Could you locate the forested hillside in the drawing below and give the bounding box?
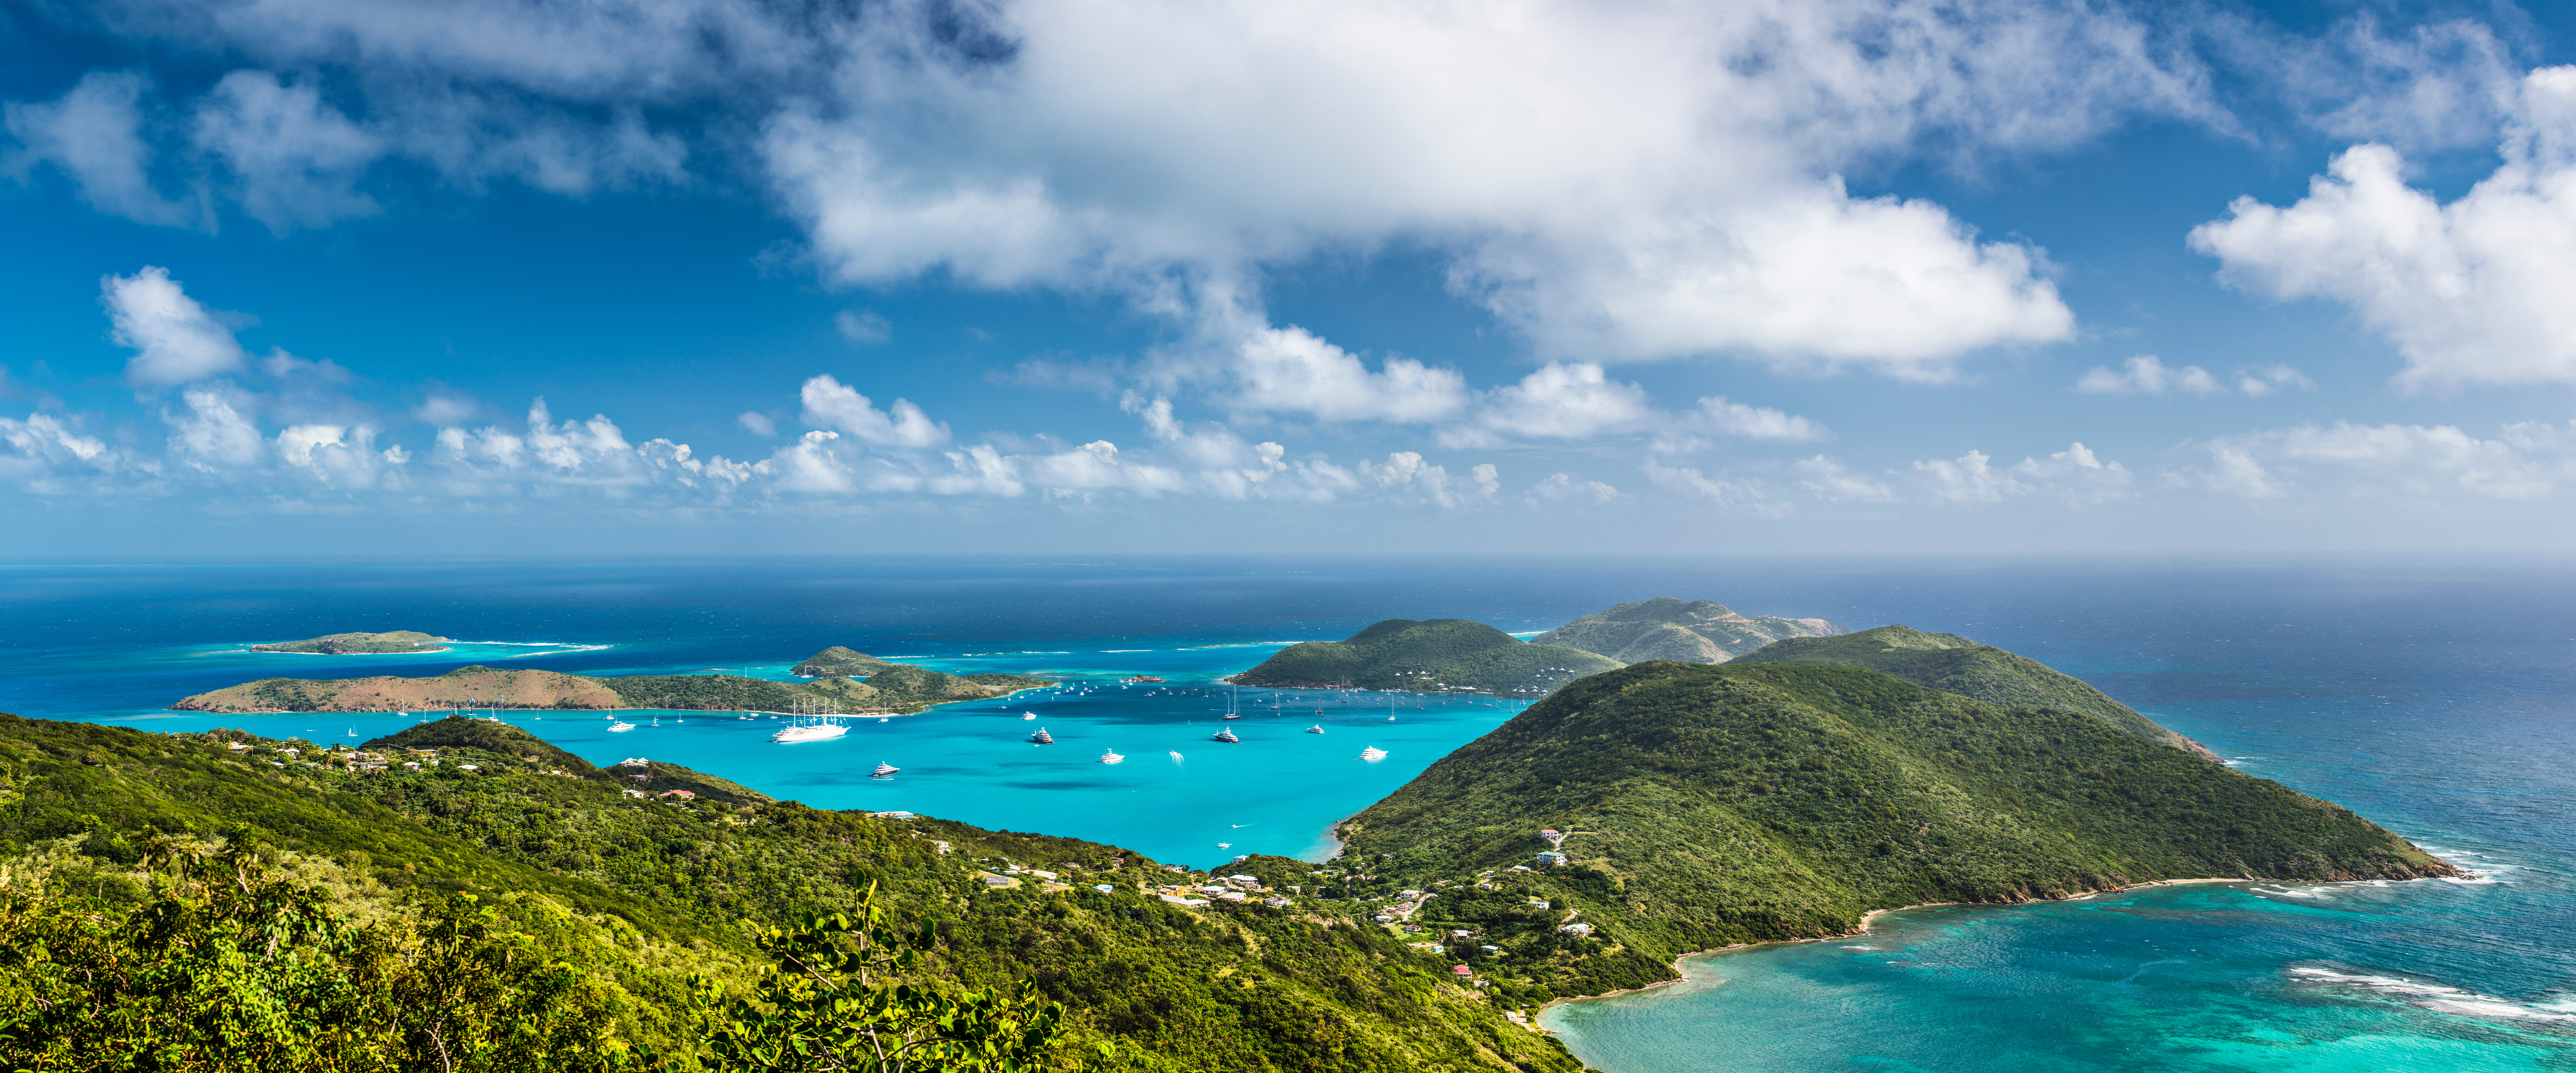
[0,713,1572,1072]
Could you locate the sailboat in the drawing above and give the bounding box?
[1305,724,1325,734]
[773,697,848,742]
[1098,748,1125,764]
[870,762,899,778]
[1030,727,1055,745]
[1211,728,1240,743]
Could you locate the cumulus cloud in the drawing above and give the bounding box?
[737,411,778,437]
[1529,472,1619,504]
[1690,396,1830,442]
[1451,363,1656,446]
[105,267,247,388]
[415,392,479,426]
[1224,326,1468,423]
[2192,65,2576,388]
[1794,456,1902,503]
[0,412,123,492]
[798,374,951,449]
[1911,442,2133,504]
[3,70,200,227]
[1642,459,1764,509]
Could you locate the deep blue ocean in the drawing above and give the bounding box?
[1,555,2569,1071]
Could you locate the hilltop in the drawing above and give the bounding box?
[1735,624,2216,758]
[1231,619,1624,698]
[1335,661,2452,1001]
[0,710,1574,1071]
[169,661,1052,715]
[1532,597,1844,663]
[791,645,907,677]
[250,630,451,654]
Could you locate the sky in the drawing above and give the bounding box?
[5,0,2576,556]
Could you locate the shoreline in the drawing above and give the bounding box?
[1532,875,2305,1020]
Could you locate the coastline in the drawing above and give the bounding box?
[1533,876,2288,1018]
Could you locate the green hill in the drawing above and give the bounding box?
[790,645,906,677]
[1338,661,2453,1003]
[1231,619,1623,698]
[1734,624,2215,758]
[250,629,451,654]
[171,662,1053,715]
[363,714,604,774]
[1531,597,1844,663]
[0,711,1572,1072]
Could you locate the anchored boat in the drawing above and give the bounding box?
[1359,746,1388,761]
[1211,728,1240,743]
[1030,727,1055,745]
[870,762,898,778]
[607,721,637,733]
[1305,724,1325,734]
[1098,748,1124,764]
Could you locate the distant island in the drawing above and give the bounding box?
[1338,652,2455,1001]
[249,630,453,654]
[1231,619,1623,697]
[171,646,1050,714]
[1734,624,2219,759]
[790,645,906,677]
[1532,597,1844,663]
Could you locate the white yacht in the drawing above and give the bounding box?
[607,721,637,733]
[1211,728,1240,743]
[1030,727,1054,745]
[1359,746,1388,761]
[1022,711,1037,721]
[870,761,898,778]
[1305,724,1325,734]
[1098,748,1125,764]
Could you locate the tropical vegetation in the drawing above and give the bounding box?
[1232,620,1621,698]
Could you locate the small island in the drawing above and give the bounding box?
[250,630,454,654]
[171,646,1052,715]
[1231,618,1623,697]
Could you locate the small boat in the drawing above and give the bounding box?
[1221,713,1243,721]
[1099,748,1125,764]
[1022,712,1037,721]
[870,762,898,778]
[1030,728,1054,745]
[608,722,637,733]
[1168,751,1184,761]
[1360,746,1388,761]
[1305,724,1325,734]
[878,717,889,723]
[1212,728,1240,743]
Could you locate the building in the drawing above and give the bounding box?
[1535,852,1568,866]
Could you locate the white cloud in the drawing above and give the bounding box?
[166,386,267,473]
[1224,326,1468,423]
[2074,355,2223,395]
[1690,396,1830,442]
[276,423,406,489]
[1358,451,1489,507]
[415,391,479,426]
[835,309,892,345]
[1529,472,1619,504]
[2191,66,2576,388]
[3,70,199,227]
[1642,459,1764,509]
[1457,363,1655,445]
[2235,365,2318,396]
[2182,421,2572,500]
[105,267,247,388]
[1793,456,1902,503]
[0,412,124,492]
[191,70,382,232]
[798,374,951,449]
[737,411,778,437]
[1912,442,2132,504]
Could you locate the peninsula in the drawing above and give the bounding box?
[1332,657,2453,1003]
[1533,597,1844,663]
[249,630,453,654]
[170,646,1050,714]
[1231,618,1623,697]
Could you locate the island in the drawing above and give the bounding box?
[249,630,453,654]
[790,645,905,677]
[1733,623,2219,758]
[1332,653,2452,1001]
[1230,618,1624,697]
[169,646,1051,714]
[1531,596,1844,663]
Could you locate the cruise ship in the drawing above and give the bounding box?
[870,761,898,778]
[1211,728,1240,743]
[1030,727,1055,745]
[772,720,847,743]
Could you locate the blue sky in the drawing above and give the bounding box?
[6,0,2576,556]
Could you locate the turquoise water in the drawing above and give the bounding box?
[5,556,2575,1068]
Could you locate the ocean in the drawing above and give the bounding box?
[2,555,2569,1070]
